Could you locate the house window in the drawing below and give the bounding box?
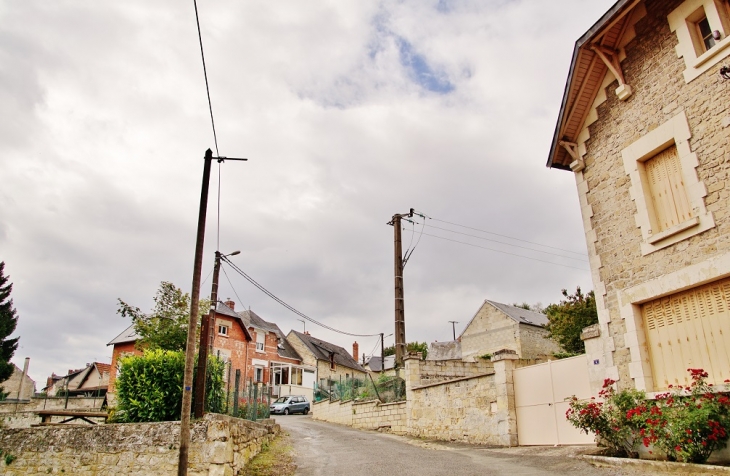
[256,332,265,352]
[255,366,264,382]
[622,111,714,255]
[643,145,692,233]
[218,324,229,336]
[668,0,730,82]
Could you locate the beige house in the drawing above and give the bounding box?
[2,363,35,401]
[459,300,561,361]
[286,330,366,388]
[46,362,111,397]
[548,0,730,393]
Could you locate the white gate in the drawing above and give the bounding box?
[513,354,594,445]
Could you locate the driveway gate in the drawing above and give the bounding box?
[513,354,594,445]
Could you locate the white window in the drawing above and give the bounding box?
[218,324,229,336]
[256,331,265,352]
[668,0,730,82]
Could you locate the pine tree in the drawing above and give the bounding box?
[0,262,19,394]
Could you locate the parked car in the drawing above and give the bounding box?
[270,395,310,415]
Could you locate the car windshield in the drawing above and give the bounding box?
[274,397,289,404]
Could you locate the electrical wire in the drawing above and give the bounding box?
[193,0,220,157]
[402,216,425,268]
[221,256,382,337]
[221,266,249,311]
[405,218,589,263]
[217,161,221,252]
[417,231,590,271]
[421,214,587,257]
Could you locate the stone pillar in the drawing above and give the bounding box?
[581,324,606,395]
[403,353,421,435]
[492,349,519,446]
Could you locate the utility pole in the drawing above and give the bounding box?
[388,209,413,368]
[380,333,384,372]
[448,321,459,341]
[179,149,246,476]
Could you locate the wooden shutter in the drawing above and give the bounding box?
[645,146,692,232]
[642,277,730,389]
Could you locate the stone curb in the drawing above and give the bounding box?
[583,454,730,474]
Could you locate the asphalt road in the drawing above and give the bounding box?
[276,415,644,476]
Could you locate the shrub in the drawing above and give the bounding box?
[627,369,730,464]
[566,378,645,457]
[115,349,225,422]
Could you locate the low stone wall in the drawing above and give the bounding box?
[0,397,107,428]
[312,398,407,434]
[409,372,501,445]
[0,413,279,475]
[417,359,494,386]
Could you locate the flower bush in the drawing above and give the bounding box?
[566,378,645,457]
[567,369,730,464]
[627,369,730,464]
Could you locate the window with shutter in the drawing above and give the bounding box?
[645,146,693,232]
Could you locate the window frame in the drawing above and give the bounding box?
[668,0,730,82]
[255,331,265,352]
[217,324,229,337]
[622,111,714,255]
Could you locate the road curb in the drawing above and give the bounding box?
[583,454,730,474]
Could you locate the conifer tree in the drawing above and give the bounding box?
[0,262,20,394]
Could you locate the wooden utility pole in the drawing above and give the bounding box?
[179,149,246,476]
[388,209,413,368]
[448,321,459,341]
[380,333,384,371]
[193,251,221,418]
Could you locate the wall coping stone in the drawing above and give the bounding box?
[411,371,494,391]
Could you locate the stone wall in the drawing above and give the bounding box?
[567,0,730,392]
[517,324,561,360]
[0,397,107,428]
[312,398,407,434]
[460,303,520,360]
[417,358,494,386]
[0,413,279,475]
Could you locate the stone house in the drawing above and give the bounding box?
[46,362,111,397]
[547,0,730,393]
[363,355,396,377]
[286,330,366,388]
[459,300,561,361]
[2,363,35,401]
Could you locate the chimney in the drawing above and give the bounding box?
[352,341,359,361]
[224,299,235,310]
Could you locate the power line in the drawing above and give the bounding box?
[193,0,220,157]
[221,266,248,311]
[417,231,590,271]
[421,214,587,257]
[221,256,381,337]
[404,219,588,263]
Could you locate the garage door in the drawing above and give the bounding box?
[642,277,730,389]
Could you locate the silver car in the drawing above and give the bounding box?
[270,395,310,415]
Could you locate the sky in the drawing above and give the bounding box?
[0,0,618,387]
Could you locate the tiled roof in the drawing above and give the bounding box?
[238,309,301,361]
[364,355,395,372]
[215,303,253,341]
[289,330,365,372]
[95,362,112,375]
[486,301,550,327]
[107,324,139,346]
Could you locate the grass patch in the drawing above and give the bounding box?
[243,432,295,476]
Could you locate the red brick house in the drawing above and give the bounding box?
[107,324,142,394]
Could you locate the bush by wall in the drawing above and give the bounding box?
[567,369,730,464]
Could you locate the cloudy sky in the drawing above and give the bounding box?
[0,0,617,386]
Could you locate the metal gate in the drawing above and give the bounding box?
[514,354,594,445]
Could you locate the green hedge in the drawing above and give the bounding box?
[115,349,224,422]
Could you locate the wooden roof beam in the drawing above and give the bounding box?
[590,45,633,100]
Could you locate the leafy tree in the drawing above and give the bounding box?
[382,342,428,360]
[544,287,598,354]
[117,281,210,352]
[512,302,545,313]
[0,262,19,399]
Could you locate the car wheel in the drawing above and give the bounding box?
[284,408,289,415]
[303,407,309,415]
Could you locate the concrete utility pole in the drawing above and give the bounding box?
[449,321,459,341]
[388,209,413,368]
[179,149,246,476]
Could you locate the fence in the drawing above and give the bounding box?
[209,368,272,422]
[313,374,405,403]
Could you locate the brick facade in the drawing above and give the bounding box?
[108,341,141,394]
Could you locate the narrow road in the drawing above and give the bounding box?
[277,415,641,476]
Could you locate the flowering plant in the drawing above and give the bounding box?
[627,369,730,464]
[566,378,645,457]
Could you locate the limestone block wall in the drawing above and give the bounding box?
[461,304,519,360]
[517,324,562,359]
[0,413,279,475]
[312,398,407,434]
[569,0,730,390]
[0,397,108,429]
[311,398,355,426]
[417,359,494,386]
[408,373,499,445]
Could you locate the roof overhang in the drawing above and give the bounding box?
[547,0,641,170]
